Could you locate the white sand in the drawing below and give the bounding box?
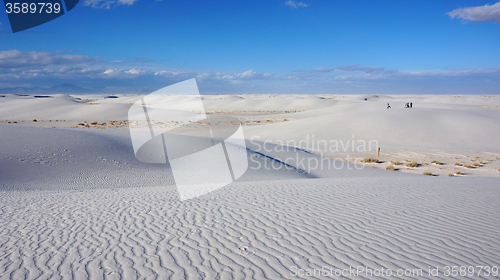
[1,177,499,279]
[1,93,499,279]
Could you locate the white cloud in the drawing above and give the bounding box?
[285,0,308,9]
[233,70,274,79]
[0,50,100,68]
[118,0,138,4]
[125,68,146,75]
[288,66,500,82]
[101,68,149,78]
[83,0,139,9]
[447,2,500,23]
[53,50,79,54]
[195,70,274,82]
[103,68,117,75]
[311,64,385,74]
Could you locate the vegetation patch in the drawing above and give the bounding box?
[362,158,379,163]
[405,161,419,168]
[385,165,396,171]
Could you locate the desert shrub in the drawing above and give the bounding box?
[423,171,433,176]
[472,162,481,167]
[431,160,441,165]
[385,165,396,171]
[447,173,454,177]
[455,162,462,166]
[391,160,400,165]
[405,161,418,168]
[363,158,379,163]
[455,171,463,175]
[464,164,475,169]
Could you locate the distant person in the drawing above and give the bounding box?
[410,102,413,108]
[405,103,409,108]
[387,103,391,109]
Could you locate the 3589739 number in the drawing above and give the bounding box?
[443,266,498,277]
[5,2,61,14]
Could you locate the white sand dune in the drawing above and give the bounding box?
[1,177,499,279]
[1,93,499,279]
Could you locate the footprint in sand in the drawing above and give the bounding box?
[238,246,255,255]
[103,267,114,275]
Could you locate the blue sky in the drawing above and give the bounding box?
[1,0,500,94]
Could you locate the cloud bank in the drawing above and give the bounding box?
[1,50,499,94]
[0,50,100,68]
[447,2,500,23]
[0,50,277,93]
[310,64,385,74]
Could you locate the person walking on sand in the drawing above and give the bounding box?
[410,102,413,108]
[387,103,391,109]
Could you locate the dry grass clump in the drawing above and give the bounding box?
[391,160,400,165]
[431,160,441,165]
[385,165,396,171]
[76,120,129,129]
[449,171,463,176]
[423,171,433,176]
[455,162,462,166]
[464,164,475,169]
[472,162,481,167]
[362,158,379,163]
[405,161,419,168]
